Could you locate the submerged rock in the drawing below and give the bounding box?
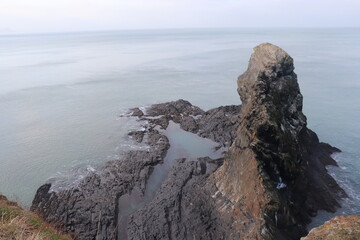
[31,43,346,240]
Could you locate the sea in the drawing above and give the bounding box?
[0,28,359,228]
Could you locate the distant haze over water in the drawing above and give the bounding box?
[0,28,359,227]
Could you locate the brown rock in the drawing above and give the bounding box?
[301,215,360,240]
[211,43,345,240]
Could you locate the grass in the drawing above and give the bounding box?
[0,194,73,240]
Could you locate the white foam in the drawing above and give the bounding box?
[139,106,148,115]
[49,164,98,193]
[276,177,287,189]
[190,114,202,120]
[144,115,164,120]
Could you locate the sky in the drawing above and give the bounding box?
[0,0,360,34]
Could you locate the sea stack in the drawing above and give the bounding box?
[211,43,345,239]
[31,43,345,240]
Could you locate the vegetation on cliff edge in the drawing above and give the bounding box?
[0,194,72,240]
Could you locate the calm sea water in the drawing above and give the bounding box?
[0,28,359,227]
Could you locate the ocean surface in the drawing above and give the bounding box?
[0,28,359,227]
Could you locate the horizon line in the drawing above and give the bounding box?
[1,26,360,37]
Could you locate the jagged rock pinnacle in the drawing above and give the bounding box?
[213,43,344,240]
[237,43,295,104]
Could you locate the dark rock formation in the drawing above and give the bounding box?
[31,43,345,240]
[31,100,240,240]
[31,129,169,240]
[127,158,224,240]
[123,43,346,240]
[138,99,241,147]
[210,43,346,239]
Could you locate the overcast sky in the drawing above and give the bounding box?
[1,0,359,34]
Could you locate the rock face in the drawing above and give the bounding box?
[31,100,240,240]
[126,43,346,240]
[301,216,360,240]
[31,129,170,240]
[31,43,345,240]
[211,43,346,239]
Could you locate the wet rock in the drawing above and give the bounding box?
[31,129,170,240]
[128,107,144,117]
[31,99,239,240]
[128,130,145,143]
[141,99,241,147]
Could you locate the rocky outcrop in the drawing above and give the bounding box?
[301,215,360,240]
[31,100,240,240]
[31,43,345,240]
[134,99,240,147]
[127,158,225,240]
[210,43,346,239]
[124,43,346,240]
[31,129,170,240]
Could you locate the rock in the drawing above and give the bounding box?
[128,130,145,143]
[31,43,345,240]
[301,215,360,240]
[128,107,144,117]
[31,129,170,240]
[111,43,346,240]
[197,105,241,146]
[127,159,225,240]
[211,43,346,239]
[141,99,241,147]
[31,99,239,240]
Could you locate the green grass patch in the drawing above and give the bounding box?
[0,206,22,222]
[40,228,72,240]
[27,215,44,229]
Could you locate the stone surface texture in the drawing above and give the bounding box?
[31,100,240,240]
[210,43,346,240]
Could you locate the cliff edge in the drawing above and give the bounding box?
[301,215,360,240]
[0,194,72,240]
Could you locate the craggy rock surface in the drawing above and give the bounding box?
[32,43,345,240]
[31,129,170,240]
[301,215,360,240]
[210,43,346,240]
[135,99,241,147]
[127,158,226,240]
[126,43,346,240]
[31,100,240,240]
